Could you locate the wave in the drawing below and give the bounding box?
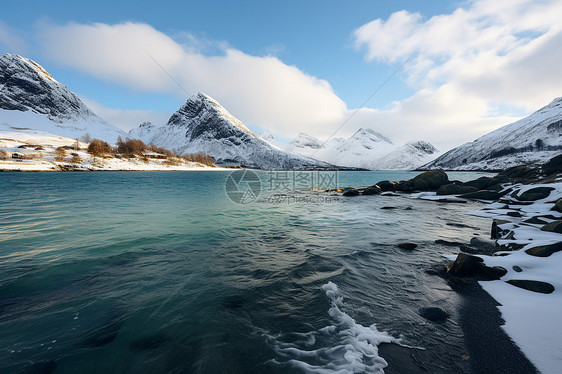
[267,281,399,373]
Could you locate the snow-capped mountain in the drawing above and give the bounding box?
[423,97,562,170]
[279,129,438,170]
[128,121,158,141]
[0,54,126,142]
[142,92,331,169]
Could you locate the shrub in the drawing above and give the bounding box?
[70,154,82,164]
[117,137,147,156]
[182,152,215,166]
[87,139,112,157]
[0,149,9,160]
[55,147,67,162]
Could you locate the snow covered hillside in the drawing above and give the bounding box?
[0,54,126,143]
[423,97,562,170]
[278,129,439,170]
[137,92,331,169]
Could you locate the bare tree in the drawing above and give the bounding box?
[55,147,67,162]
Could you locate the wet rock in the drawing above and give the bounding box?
[419,307,449,322]
[376,180,395,192]
[449,253,484,277]
[506,280,555,294]
[362,185,382,195]
[540,220,562,233]
[460,190,502,201]
[491,221,500,239]
[462,176,492,190]
[525,242,562,257]
[436,184,478,195]
[393,180,414,192]
[425,263,447,276]
[506,211,522,217]
[342,189,360,197]
[512,265,523,272]
[397,243,418,250]
[381,206,397,210]
[411,170,449,191]
[516,187,554,201]
[523,217,548,225]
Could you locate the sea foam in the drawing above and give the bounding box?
[267,281,398,373]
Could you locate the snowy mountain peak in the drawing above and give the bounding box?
[351,128,394,145]
[0,54,126,142]
[289,132,323,149]
[145,93,329,169]
[168,92,254,136]
[407,140,438,155]
[0,53,98,122]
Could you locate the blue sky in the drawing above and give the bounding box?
[1,0,562,149]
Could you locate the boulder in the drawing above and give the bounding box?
[436,184,460,195]
[448,253,484,276]
[516,187,554,201]
[393,180,414,192]
[540,221,562,233]
[377,180,395,192]
[512,265,523,272]
[506,279,555,294]
[525,242,562,257]
[419,307,449,322]
[362,185,382,195]
[487,175,510,188]
[462,176,492,190]
[411,170,449,191]
[498,165,537,180]
[460,190,502,201]
[553,198,562,213]
[342,189,360,197]
[397,242,418,250]
[506,211,522,217]
[542,154,562,176]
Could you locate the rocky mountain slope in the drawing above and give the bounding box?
[0,54,126,142]
[139,92,331,169]
[423,97,562,170]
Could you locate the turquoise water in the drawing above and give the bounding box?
[0,171,492,373]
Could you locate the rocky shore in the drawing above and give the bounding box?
[337,154,562,373]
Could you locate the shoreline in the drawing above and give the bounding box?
[335,163,561,373]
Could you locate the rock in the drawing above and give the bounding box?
[397,243,418,250]
[411,170,449,191]
[487,175,510,188]
[362,185,382,195]
[449,253,484,277]
[462,176,492,190]
[436,183,476,196]
[393,180,414,192]
[542,154,562,176]
[506,280,555,294]
[342,189,360,197]
[540,221,562,233]
[552,198,562,213]
[419,307,449,322]
[512,265,523,272]
[381,206,397,210]
[491,221,500,239]
[525,242,562,257]
[483,266,508,279]
[523,217,548,224]
[460,190,501,201]
[498,165,536,180]
[506,211,522,217]
[377,180,395,192]
[516,187,554,201]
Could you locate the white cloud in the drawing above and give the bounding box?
[81,97,172,132]
[0,21,26,53]
[36,21,346,139]
[31,1,562,151]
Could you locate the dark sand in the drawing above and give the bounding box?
[379,278,538,374]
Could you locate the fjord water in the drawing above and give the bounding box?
[0,171,491,373]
